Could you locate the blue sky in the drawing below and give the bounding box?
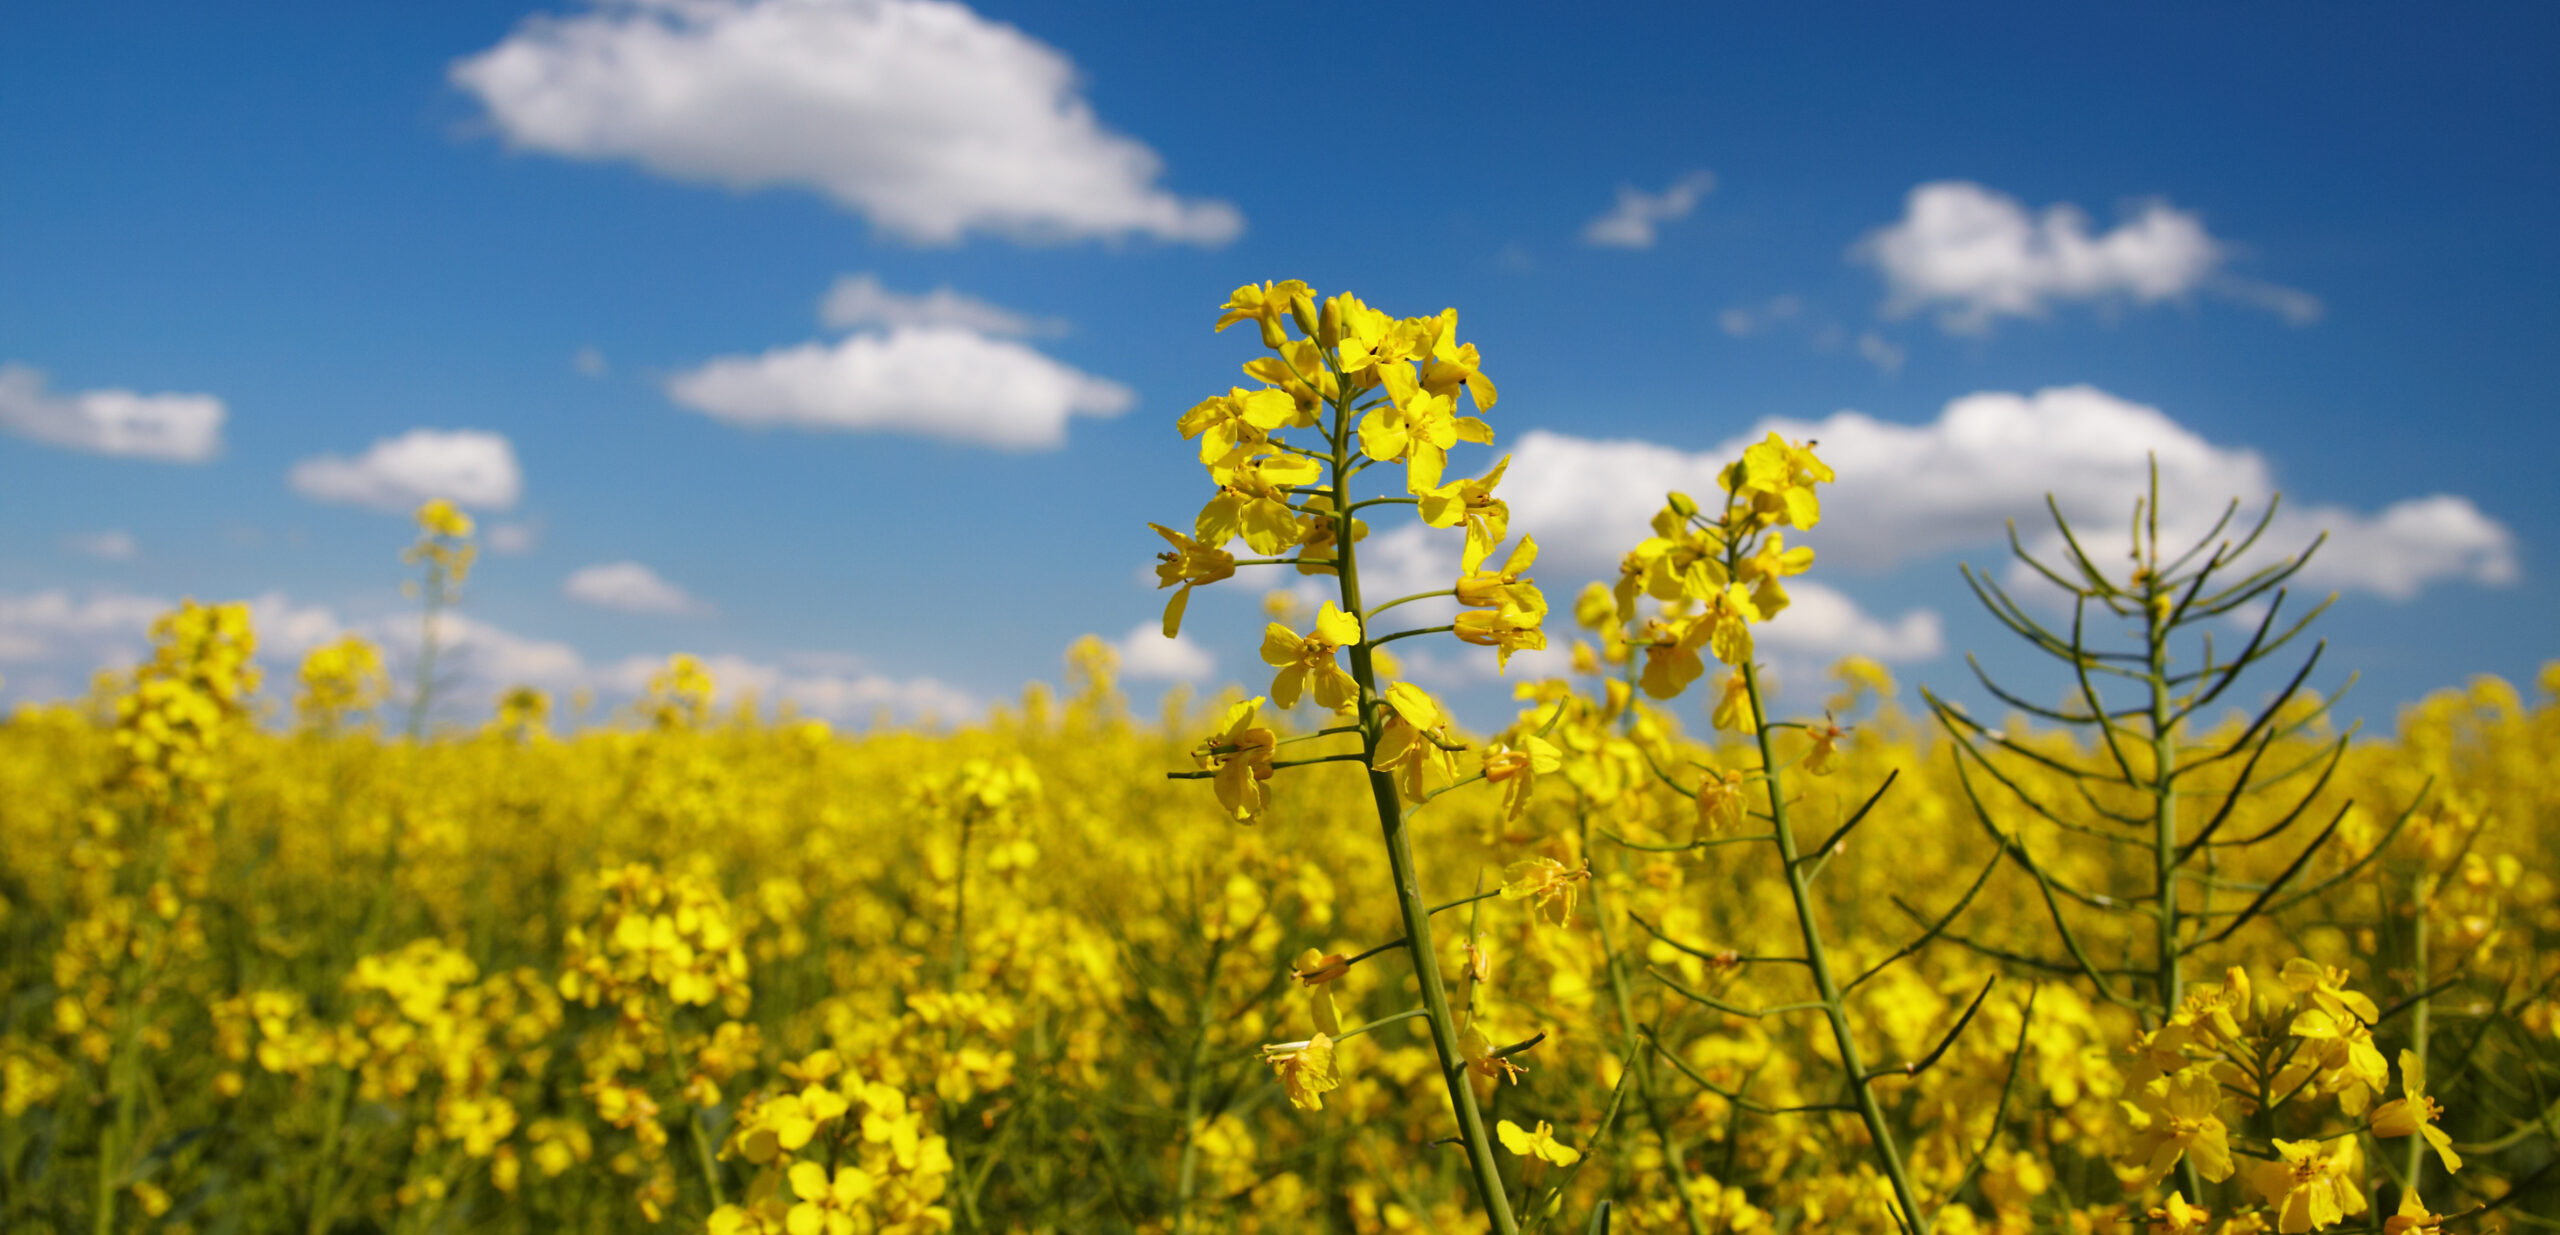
[2,1,2551,731]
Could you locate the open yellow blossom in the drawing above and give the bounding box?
[2284,1001,2389,1115]
[1198,447,1323,555]
[1418,308,1498,411]
[1262,1034,1341,1111]
[1192,698,1278,823]
[2147,1193,2210,1234]
[786,1160,877,1235]
[1151,523,1237,637]
[1721,432,1833,530]
[1455,607,1546,673]
[1242,338,1337,415]
[2371,1049,2461,1173]
[1290,494,1365,576]
[1418,456,1511,560]
[1456,535,1545,616]
[1573,581,1616,631]
[1499,855,1586,925]
[1708,673,1758,735]
[733,1086,850,1163]
[1497,1119,1580,1166]
[1736,530,1814,618]
[1371,683,1460,803]
[1330,294,1430,380]
[2249,1138,2366,1233]
[1367,362,1491,491]
[1178,386,1298,464]
[1262,603,1363,710]
[1696,764,1749,831]
[1482,736,1562,821]
[2123,1067,2234,1185]
[1215,279,1313,349]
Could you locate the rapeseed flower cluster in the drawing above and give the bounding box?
[0,292,2553,1233]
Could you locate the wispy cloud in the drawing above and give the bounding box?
[1581,171,1715,249]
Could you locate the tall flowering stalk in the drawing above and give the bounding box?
[1597,440,1996,1234]
[1151,282,1548,1233]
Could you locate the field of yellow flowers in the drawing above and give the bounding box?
[3,283,2557,1235]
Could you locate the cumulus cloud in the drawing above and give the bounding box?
[451,0,1241,246]
[597,652,976,723]
[574,346,609,377]
[1582,171,1715,249]
[1853,181,2320,333]
[820,273,1064,336]
[1756,581,1944,663]
[0,589,170,667]
[564,561,709,615]
[64,531,140,561]
[667,325,1132,449]
[0,362,225,462]
[290,429,524,512]
[0,586,971,726]
[1498,385,2517,602]
[1106,621,1213,682]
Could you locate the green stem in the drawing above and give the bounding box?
[1327,369,1519,1235]
[2404,874,2431,1198]
[405,577,444,741]
[1741,658,1929,1234]
[304,1067,354,1235]
[1172,937,1228,1235]
[1586,812,1709,1235]
[1367,589,1457,621]
[949,806,974,992]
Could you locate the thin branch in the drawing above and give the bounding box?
[1797,769,1900,869]
[1848,849,2003,993]
[1860,977,1997,1084]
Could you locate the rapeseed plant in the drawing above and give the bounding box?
[0,291,2552,1233]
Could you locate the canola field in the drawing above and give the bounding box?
[3,284,2556,1235]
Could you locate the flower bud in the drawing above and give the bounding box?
[1667,491,1699,519]
[1259,316,1289,350]
[1289,292,1320,338]
[1317,297,1343,347]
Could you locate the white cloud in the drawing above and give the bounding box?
[564,561,709,615]
[1501,385,2517,602]
[667,325,1132,449]
[1853,181,2320,333]
[0,589,169,667]
[290,429,524,512]
[488,522,541,555]
[2287,495,2520,601]
[451,0,1241,246]
[244,592,354,660]
[1757,581,1943,663]
[820,273,1063,335]
[1582,171,1715,249]
[0,362,225,463]
[1106,621,1213,682]
[574,345,609,377]
[64,531,140,561]
[599,651,976,723]
[0,586,971,726]
[1855,331,1905,376]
